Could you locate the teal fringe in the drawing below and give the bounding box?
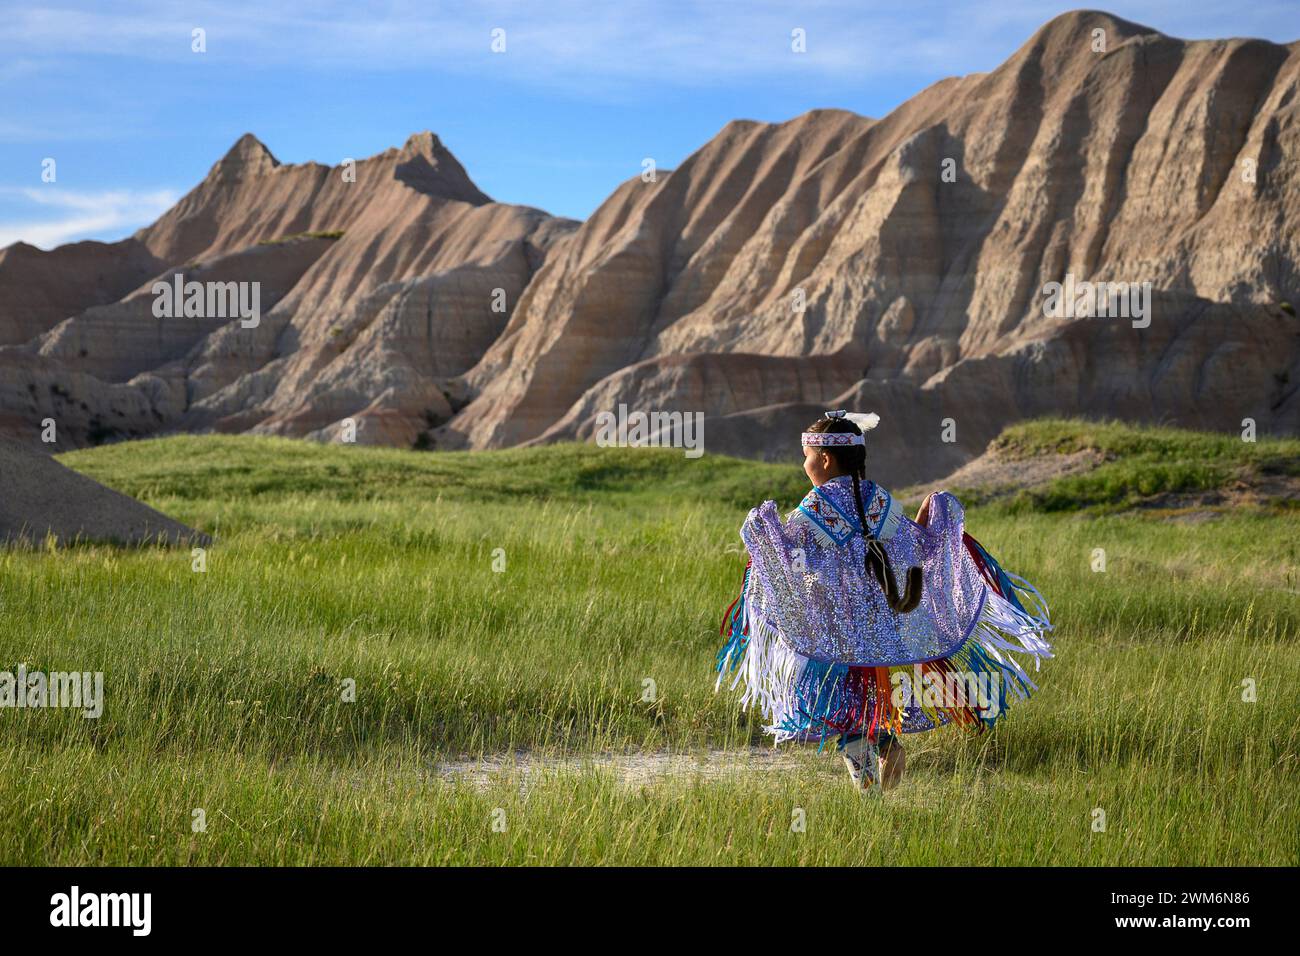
[962,641,1020,729]
[774,657,852,741]
[715,566,750,676]
[967,536,1030,616]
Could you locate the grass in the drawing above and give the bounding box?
[0,421,1296,865]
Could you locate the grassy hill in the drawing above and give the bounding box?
[61,417,1300,519]
[58,432,810,510]
[943,419,1300,514]
[0,420,1292,865]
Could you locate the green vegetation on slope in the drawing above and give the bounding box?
[256,230,346,245]
[985,418,1300,513]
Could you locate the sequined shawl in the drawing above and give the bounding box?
[738,475,985,667]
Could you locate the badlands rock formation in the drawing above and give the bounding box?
[1,131,575,450]
[2,10,1298,486]
[437,10,1300,485]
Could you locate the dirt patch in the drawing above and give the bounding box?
[905,448,1106,501]
[0,439,208,547]
[433,747,817,791]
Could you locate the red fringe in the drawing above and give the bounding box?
[718,559,752,636]
[963,532,1005,597]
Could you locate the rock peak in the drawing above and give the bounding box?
[208,133,280,183]
[392,130,490,204]
[399,130,446,159]
[1025,9,1157,52]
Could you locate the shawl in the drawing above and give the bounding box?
[717,476,1053,741]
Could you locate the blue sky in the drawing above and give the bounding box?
[3,0,1298,249]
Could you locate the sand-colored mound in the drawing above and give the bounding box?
[0,439,207,546]
[34,234,337,383]
[0,238,163,347]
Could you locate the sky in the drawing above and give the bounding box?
[2,0,1299,249]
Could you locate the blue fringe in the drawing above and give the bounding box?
[962,641,1021,729]
[774,657,855,745]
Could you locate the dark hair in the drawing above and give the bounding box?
[805,415,922,613]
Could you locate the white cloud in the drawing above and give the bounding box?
[0,187,180,250]
[2,0,1293,92]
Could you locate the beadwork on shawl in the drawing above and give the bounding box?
[716,473,1053,744]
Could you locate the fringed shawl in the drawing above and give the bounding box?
[716,476,1053,742]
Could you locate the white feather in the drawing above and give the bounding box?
[844,412,880,431]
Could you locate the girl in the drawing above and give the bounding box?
[716,410,1053,792]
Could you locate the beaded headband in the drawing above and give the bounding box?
[801,409,880,447]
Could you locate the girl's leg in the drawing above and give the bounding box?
[877,732,906,791]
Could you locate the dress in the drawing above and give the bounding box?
[716,475,1053,743]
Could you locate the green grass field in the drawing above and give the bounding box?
[1,421,1296,865]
